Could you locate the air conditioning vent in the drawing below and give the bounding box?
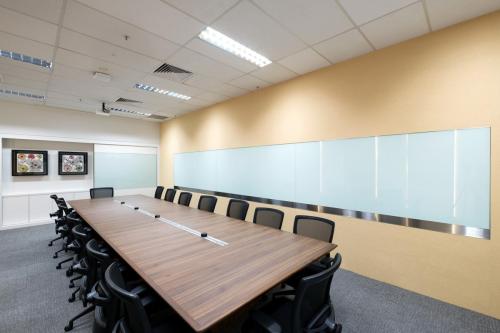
[153,63,193,83]
[115,97,142,103]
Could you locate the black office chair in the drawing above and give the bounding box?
[65,239,116,332]
[293,215,335,243]
[105,262,193,333]
[285,215,336,290]
[178,192,192,207]
[154,186,164,199]
[164,188,177,202]
[90,187,114,199]
[253,208,284,230]
[198,195,217,213]
[227,199,249,220]
[48,194,64,247]
[244,254,343,333]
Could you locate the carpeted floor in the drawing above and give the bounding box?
[0,224,499,333]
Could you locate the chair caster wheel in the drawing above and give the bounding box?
[69,283,74,288]
[68,296,75,303]
[56,264,62,270]
[66,270,73,277]
[64,324,73,331]
[48,243,53,247]
[53,254,58,259]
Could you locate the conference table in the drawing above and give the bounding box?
[69,195,337,332]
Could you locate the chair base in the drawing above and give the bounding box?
[64,305,95,331]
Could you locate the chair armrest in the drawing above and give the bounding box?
[130,283,148,295]
[271,289,296,299]
[249,311,282,333]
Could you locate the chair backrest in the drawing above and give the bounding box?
[178,192,192,206]
[154,186,164,199]
[292,253,342,333]
[86,239,113,277]
[90,187,114,199]
[198,195,217,212]
[226,199,249,220]
[253,207,284,230]
[293,215,335,243]
[105,262,152,333]
[164,188,177,202]
[56,197,72,215]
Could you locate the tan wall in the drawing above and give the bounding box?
[160,12,500,318]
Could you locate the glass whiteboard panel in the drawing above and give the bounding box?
[174,128,490,230]
[94,145,157,189]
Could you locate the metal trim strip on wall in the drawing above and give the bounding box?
[174,186,490,240]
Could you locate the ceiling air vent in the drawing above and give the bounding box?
[115,97,142,103]
[153,63,193,83]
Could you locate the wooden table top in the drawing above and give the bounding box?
[69,195,337,332]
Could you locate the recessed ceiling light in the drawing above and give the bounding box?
[0,88,45,100]
[134,83,191,100]
[198,27,271,68]
[108,106,151,117]
[0,50,52,69]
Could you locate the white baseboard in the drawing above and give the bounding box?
[0,219,53,231]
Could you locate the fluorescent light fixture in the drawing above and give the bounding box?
[134,83,191,100]
[109,106,151,117]
[0,88,45,100]
[0,50,52,69]
[198,27,271,68]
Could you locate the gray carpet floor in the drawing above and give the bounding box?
[0,224,499,333]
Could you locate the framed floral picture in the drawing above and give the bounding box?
[12,150,48,176]
[58,151,88,176]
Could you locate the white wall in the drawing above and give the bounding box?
[2,139,93,195]
[0,101,161,229]
[0,100,160,146]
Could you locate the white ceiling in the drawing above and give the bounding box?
[0,0,498,121]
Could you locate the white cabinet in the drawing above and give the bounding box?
[1,190,90,228]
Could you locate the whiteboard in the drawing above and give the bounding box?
[174,128,490,230]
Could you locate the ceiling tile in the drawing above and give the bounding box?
[212,0,306,60]
[52,63,137,90]
[48,75,123,102]
[0,0,64,24]
[0,60,51,82]
[184,74,248,97]
[250,63,297,84]
[184,97,212,107]
[168,47,244,82]
[78,0,204,44]
[196,91,228,104]
[63,1,179,61]
[185,38,257,73]
[162,0,239,24]
[361,2,429,49]
[314,29,373,64]
[45,98,99,113]
[47,90,100,105]
[58,29,162,73]
[0,31,55,60]
[0,74,48,90]
[54,49,146,87]
[338,0,416,25]
[0,6,58,45]
[228,75,270,91]
[278,48,330,75]
[425,0,500,31]
[253,0,353,45]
